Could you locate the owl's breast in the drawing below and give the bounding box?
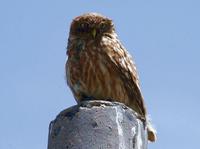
[66,39,97,95]
[67,43,128,103]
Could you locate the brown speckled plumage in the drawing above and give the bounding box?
[65,13,156,142]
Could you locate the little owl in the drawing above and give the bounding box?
[65,13,156,142]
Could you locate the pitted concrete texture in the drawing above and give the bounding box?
[48,100,147,149]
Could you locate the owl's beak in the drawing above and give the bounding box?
[91,28,97,38]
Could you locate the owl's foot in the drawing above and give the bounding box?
[105,98,114,102]
[80,94,96,101]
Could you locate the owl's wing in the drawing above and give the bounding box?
[100,36,147,117]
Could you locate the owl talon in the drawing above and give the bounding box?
[80,94,95,101]
[106,98,114,102]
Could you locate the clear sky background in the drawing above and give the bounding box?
[0,0,200,149]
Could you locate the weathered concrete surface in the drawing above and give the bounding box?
[48,100,147,149]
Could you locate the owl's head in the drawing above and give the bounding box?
[69,13,114,39]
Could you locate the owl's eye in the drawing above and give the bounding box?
[100,23,108,33]
[77,23,89,33]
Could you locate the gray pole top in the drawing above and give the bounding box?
[48,100,148,149]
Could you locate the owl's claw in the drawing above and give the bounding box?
[80,94,95,101]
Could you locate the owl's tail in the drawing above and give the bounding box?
[146,116,157,142]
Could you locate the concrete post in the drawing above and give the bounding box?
[48,100,148,149]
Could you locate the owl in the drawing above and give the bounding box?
[65,13,156,142]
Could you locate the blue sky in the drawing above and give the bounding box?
[1,0,200,148]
